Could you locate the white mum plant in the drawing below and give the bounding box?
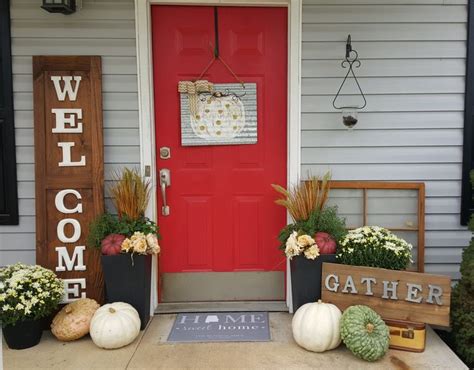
[0,263,64,327]
[337,226,413,270]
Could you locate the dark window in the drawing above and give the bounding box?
[0,0,18,225]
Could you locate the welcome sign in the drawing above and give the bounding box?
[321,263,451,326]
[33,56,104,303]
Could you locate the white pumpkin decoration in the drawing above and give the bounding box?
[190,93,246,140]
[292,299,342,352]
[90,302,141,349]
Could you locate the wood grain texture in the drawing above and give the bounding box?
[321,263,451,327]
[33,56,104,303]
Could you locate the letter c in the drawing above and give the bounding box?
[55,189,83,214]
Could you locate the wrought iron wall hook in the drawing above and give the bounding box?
[332,34,367,110]
[199,88,246,102]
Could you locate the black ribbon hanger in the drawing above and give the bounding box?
[196,7,245,93]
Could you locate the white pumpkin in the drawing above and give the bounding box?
[292,299,342,352]
[190,94,246,140]
[90,302,141,349]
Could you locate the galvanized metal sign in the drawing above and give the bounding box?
[180,83,257,146]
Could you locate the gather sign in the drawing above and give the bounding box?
[33,56,104,303]
[321,263,451,326]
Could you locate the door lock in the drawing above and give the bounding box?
[160,147,171,160]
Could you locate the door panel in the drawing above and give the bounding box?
[152,6,287,301]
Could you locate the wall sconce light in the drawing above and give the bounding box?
[332,35,367,129]
[41,0,76,15]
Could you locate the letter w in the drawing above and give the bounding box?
[51,76,82,101]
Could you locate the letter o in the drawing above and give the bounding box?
[57,218,81,243]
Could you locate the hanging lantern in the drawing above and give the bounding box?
[332,35,367,129]
[41,0,76,15]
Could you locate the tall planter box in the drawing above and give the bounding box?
[101,254,152,330]
[290,254,337,312]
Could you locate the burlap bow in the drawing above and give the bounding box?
[178,80,214,117]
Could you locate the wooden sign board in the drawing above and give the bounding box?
[33,56,104,303]
[321,263,451,327]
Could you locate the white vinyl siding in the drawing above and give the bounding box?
[0,0,138,265]
[1,0,470,281]
[301,0,470,279]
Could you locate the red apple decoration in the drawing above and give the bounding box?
[314,232,337,254]
[101,234,126,256]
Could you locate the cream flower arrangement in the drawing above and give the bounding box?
[0,264,64,327]
[121,232,160,255]
[337,226,413,270]
[87,168,161,256]
[285,231,320,260]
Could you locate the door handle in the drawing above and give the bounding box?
[160,168,171,216]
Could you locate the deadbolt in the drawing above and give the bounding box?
[160,147,171,160]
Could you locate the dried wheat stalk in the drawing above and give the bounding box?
[109,168,151,220]
[272,172,331,222]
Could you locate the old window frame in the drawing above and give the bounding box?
[328,181,426,272]
[0,0,19,225]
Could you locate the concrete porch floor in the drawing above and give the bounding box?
[3,313,467,370]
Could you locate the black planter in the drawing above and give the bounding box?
[3,319,43,349]
[101,254,152,330]
[290,254,337,312]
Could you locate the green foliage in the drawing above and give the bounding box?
[114,216,160,237]
[451,283,474,368]
[336,226,413,271]
[87,213,160,249]
[450,170,474,368]
[87,213,119,249]
[277,206,347,250]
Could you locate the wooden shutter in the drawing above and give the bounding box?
[33,56,104,303]
[0,0,19,225]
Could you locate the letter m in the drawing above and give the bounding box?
[225,315,247,324]
[56,246,86,272]
[51,76,82,101]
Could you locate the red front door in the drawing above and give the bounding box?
[152,6,287,302]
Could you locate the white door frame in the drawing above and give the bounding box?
[134,0,302,313]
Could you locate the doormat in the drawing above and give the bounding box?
[167,312,270,343]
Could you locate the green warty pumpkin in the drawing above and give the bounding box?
[340,305,390,362]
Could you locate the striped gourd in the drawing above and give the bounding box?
[340,305,390,362]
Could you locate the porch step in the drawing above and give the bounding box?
[154,301,288,314]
